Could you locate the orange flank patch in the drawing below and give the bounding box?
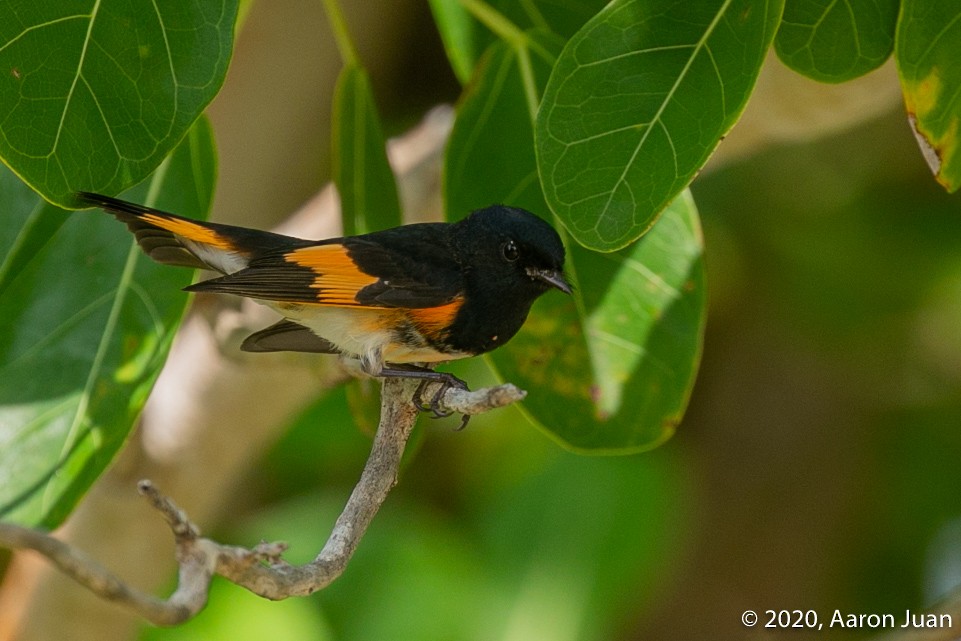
[141,213,235,250]
[286,244,379,306]
[408,297,463,339]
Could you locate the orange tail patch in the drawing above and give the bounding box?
[139,213,236,250]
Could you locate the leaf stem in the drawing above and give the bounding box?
[458,0,539,119]
[458,0,524,45]
[515,47,539,123]
[320,0,359,66]
[519,0,549,31]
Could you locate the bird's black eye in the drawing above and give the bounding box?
[502,240,519,262]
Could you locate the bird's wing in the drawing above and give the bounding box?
[186,228,464,310]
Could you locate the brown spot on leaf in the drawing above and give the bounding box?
[908,111,943,178]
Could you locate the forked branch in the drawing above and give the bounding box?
[0,378,525,626]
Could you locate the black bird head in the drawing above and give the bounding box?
[454,205,572,300]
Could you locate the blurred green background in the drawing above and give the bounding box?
[124,0,961,639]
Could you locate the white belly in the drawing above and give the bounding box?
[271,304,466,373]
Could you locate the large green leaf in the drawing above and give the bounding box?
[0,0,236,207]
[775,0,898,82]
[499,194,705,451]
[536,0,783,251]
[895,0,961,192]
[332,64,402,236]
[446,33,705,452]
[0,118,216,528]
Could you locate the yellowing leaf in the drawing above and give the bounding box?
[896,1,961,192]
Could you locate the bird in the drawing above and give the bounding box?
[76,192,572,424]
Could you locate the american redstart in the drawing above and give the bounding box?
[76,193,572,423]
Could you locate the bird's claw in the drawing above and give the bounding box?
[413,376,471,429]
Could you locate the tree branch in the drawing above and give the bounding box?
[0,521,198,626]
[0,378,524,626]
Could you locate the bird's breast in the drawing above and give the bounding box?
[272,303,469,366]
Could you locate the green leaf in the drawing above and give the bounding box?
[775,0,898,82]
[332,64,402,236]
[495,194,705,452]
[0,0,236,207]
[895,0,961,192]
[446,33,705,451]
[0,118,217,528]
[536,0,784,251]
[0,192,69,299]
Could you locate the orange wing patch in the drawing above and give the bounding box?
[286,244,379,306]
[141,213,235,250]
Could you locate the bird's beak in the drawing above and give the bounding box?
[531,268,573,295]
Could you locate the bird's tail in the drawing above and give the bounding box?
[76,192,309,275]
